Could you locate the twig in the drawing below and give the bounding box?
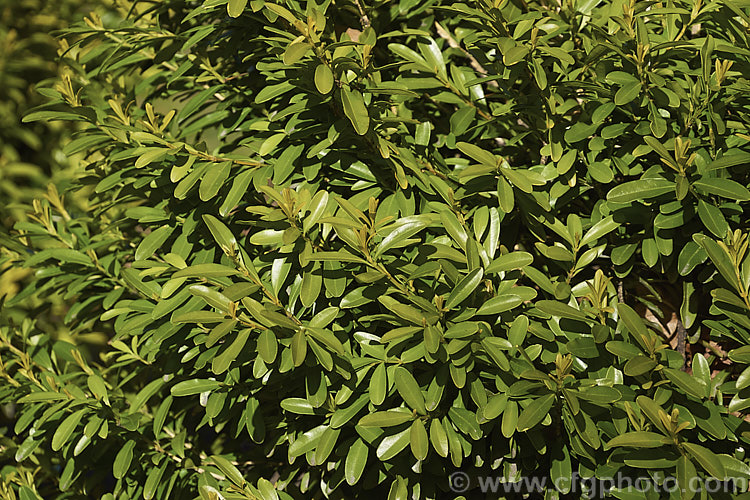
[434,21,498,88]
[353,0,371,29]
[675,318,687,370]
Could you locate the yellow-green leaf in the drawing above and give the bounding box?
[315,64,334,94]
[227,0,248,17]
[341,87,369,135]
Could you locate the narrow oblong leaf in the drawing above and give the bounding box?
[51,409,87,452]
[445,268,483,309]
[171,379,221,397]
[410,419,429,460]
[516,394,555,432]
[476,294,523,315]
[212,329,251,374]
[341,87,369,135]
[135,225,174,261]
[211,455,245,487]
[376,428,410,461]
[394,367,426,415]
[345,438,369,485]
[359,411,413,427]
[606,432,671,449]
[694,178,750,201]
[607,178,674,203]
[113,440,135,479]
[227,0,248,17]
[683,443,726,479]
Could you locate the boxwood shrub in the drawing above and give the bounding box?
[3,0,750,498]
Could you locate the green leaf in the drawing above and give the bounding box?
[189,284,232,312]
[394,367,426,414]
[663,368,706,399]
[677,455,698,500]
[536,300,588,321]
[580,216,619,247]
[359,410,414,427]
[135,148,168,169]
[606,432,671,449]
[128,378,165,415]
[345,438,369,485]
[258,329,278,364]
[374,221,427,257]
[211,455,245,486]
[331,394,369,428]
[135,225,174,261]
[576,386,622,404]
[694,178,750,201]
[617,303,649,342]
[370,363,387,405]
[255,81,294,104]
[220,169,254,217]
[308,251,368,264]
[707,151,750,170]
[504,45,529,66]
[113,440,135,479]
[429,418,449,457]
[288,425,327,457]
[607,178,674,203]
[508,315,528,346]
[551,444,572,494]
[51,409,86,452]
[376,428,410,461]
[281,398,317,415]
[692,353,711,394]
[614,81,641,105]
[415,122,431,146]
[341,87,369,135]
[257,478,279,500]
[202,214,237,255]
[564,122,598,143]
[283,38,310,65]
[516,394,555,432]
[683,443,726,479]
[227,0,247,17]
[410,419,429,460]
[476,294,523,315]
[694,234,740,290]
[502,400,518,438]
[143,461,167,500]
[313,426,340,465]
[482,338,511,370]
[173,263,238,278]
[643,136,678,170]
[199,161,231,201]
[291,330,307,367]
[450,106,476,136]
[697,200,729,238]
[315,64,334,94]
[171,379,221,397]
[306,327,345,355]
[486,252,534,273]
[212,328,251,374]
[379,296,428,325]
[445,268,483,309]
[457,142,496,167]
[623,355,658,376]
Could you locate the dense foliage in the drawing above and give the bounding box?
[2,0,750,498]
